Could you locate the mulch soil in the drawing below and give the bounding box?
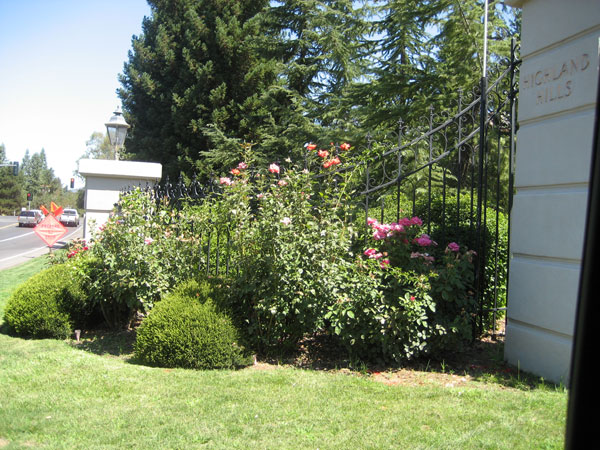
[249,323,527,388]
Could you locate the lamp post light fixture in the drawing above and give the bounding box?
[105,106,130,160]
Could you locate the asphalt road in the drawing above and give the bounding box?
[0,216,83,271]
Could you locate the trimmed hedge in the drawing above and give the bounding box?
[134,279,251,370]
[3,263,95,339]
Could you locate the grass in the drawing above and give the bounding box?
[0,258,568,449]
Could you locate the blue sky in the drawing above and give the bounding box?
[0,0,151,188]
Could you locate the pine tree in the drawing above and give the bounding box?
[119,0,277,179]
[0,144,24,214]
[20,149,63,210]
[352,0,518,133]
[265,0,374,143]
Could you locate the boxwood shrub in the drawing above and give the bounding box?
[134,279,251,370]
[3,263,95,339]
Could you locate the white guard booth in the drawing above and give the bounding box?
[78,159,162,241]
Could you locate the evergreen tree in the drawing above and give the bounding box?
[0,144,24,214]
[20,149,63,210]
[119,0,277,179]
[352,0,518,133]
[118,0,518,177]
[264,0,374,143]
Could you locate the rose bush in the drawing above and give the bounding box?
[78,188,203,328]
[324,216,477,363]
[219,154,360,354]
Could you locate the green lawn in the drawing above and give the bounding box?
[0,258,568,449]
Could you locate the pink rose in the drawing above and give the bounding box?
[410,216,423,226]
[398,217,412,227]
[269,163,280,174]
[372,230,387,241]
[415,234,433,247]
[447,242,460,252]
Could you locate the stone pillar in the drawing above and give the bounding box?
[505,0,599,383]
[78,159,162,241]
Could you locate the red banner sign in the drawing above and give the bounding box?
[34,214,68,247]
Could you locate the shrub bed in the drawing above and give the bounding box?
[76,143,483,365]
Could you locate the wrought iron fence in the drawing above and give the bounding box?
[345,39,520,336]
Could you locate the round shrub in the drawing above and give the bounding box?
[134,279,250,370]
[3,263,93,339]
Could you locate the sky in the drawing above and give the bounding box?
[0,0,152,189]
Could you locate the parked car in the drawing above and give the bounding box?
[18,210,42,227]
[58,208,80,227]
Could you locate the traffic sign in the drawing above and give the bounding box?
[34,214,68,247]
[50,201,64,217]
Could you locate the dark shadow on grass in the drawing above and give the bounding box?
[0,321,13,336]
[69,328,138,362]
[381,336,560,390]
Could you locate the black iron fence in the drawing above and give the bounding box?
[122,40,520,337]
[350,41,519,337]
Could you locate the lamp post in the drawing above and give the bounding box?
[105,106,130,160]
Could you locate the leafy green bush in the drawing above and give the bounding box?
[134,279,251,370]
[358,190,508,332]
[325,262,442,362]
[85,142,484,363]
[325,215,477,363]
[85,189,203,328]
[3,263,96,339]
[413,193,509,329]
[223,162,360,355]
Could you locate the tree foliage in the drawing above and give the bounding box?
[0,144,78,214]
[350,0,519,134]
[80,132,115,161]
[0,144,24,214]
[119,0,278,180]
[20,149,62,208]
[118,0,519,177]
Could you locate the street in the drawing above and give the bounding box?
[0,216,83,270]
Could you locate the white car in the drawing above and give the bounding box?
[18,210,42,227]
[58,209,80,227]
